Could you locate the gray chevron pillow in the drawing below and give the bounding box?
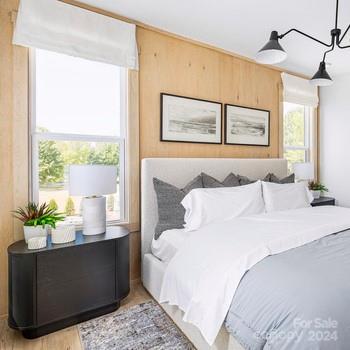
[265,173,295,184]
[201,172,240,188]
[153,176,203,239]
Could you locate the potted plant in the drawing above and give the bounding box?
[308,181,328,199]
[13,202,65,243]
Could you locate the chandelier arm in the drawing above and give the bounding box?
[278,28,333,47]
[335,0,339,29]
[338,24,350,45]
[322,43,336,62]
[337,43,350,49]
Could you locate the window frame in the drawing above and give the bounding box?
[283,102,313,165]
[29,48,127,225]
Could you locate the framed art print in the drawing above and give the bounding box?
[161,93,222,144]
[224,104,270,146]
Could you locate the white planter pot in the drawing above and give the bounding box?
[27,236,47,250]
[51,224,76,244]
[23,225,48,243]
[311,190,321,199]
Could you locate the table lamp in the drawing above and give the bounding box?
[69,165,117,235]
[293,162,315,181]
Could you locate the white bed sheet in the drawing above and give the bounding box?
[142,253,244,350]
[151,228,190,263]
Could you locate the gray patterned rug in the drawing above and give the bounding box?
[78,300,196,350]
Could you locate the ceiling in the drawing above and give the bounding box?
[79,0,350,77]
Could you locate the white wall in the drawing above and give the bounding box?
[320,74,350,207]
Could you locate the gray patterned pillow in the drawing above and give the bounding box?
[153,176,203,239]
[265,173,295,184]
[237,173,295,185]
[237,175,256,186]
[201,172,240,188]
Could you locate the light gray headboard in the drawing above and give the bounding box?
[141,158,288,258]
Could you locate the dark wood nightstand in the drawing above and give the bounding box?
[311,196,335,207]
[8,226,129,339]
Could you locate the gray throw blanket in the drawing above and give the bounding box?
[226,229,350,350]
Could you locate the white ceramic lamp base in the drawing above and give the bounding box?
[82,196,106,235]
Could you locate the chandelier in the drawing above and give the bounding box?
[256,0,349,86]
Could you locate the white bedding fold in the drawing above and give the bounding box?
[151,228,190,263]
[159,206,350,345]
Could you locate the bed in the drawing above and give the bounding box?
[141,158,288,350]
[141,158,350,350]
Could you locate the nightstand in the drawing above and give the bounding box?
[311,196,335,207]
[8,226,129,339]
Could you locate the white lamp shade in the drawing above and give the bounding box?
[309,78,334,87]
[255,49,287,65]
[293,162,315,180]
[69,165,117,196]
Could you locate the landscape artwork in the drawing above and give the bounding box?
[161,93,222,144]
[224,104,270,146]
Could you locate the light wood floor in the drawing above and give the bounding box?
[0,282,151,350]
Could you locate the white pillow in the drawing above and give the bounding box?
[262,181,313,213]
[181,181,265,232]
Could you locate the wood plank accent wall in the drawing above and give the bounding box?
[0,0,14,319]
[0,0,28,319]
[138,27,282,159]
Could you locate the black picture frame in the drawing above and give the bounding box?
[160,93,222,144]
[224,104,270,147]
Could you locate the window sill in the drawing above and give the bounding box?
[73,221,139,233]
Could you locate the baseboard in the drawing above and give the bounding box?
[130,278,141,287]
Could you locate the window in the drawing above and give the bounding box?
[283,102,314,172]
[30,49,126,225]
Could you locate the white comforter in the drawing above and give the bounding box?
[159,206,350,345]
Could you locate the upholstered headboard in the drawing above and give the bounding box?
[141,158,288,259]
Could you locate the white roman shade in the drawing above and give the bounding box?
[13,0,138,69]
[281,73,318,107]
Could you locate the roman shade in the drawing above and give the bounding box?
[281,73,318,107]
[13,0,138,69]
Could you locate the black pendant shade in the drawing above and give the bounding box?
[260,31,284,52]
[310,62,333,86]
[255,31,287,64]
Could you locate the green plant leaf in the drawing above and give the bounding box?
[12,201,66,226]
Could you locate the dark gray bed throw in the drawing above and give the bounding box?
[226,229,350,350]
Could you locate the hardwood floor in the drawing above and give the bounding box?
[0,281,151,350]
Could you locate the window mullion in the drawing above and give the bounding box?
[306,107,311,162]
[284,145,308,151]
[29,48,37,202]
[31,134,39,203]
[119,139,125,222]
[34,132,123,143]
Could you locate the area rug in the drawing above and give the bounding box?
[78,300,196,350]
